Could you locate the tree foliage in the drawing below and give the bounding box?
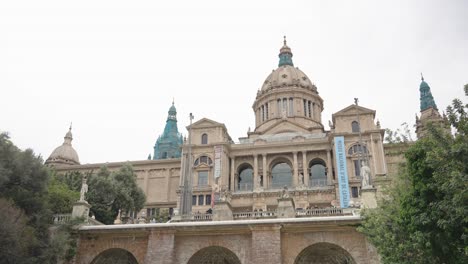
[359,88,468,264]
[0,132,54,263]
[61,165,146,225]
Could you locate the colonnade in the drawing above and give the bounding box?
[229,150,333,192]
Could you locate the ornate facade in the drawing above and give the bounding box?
[47,39,446,264]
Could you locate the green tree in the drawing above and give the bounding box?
[62,165,146,225]
[0,132,53,263]
[359,88,468,263]
[47,174,80,214]
[0,198,37,264]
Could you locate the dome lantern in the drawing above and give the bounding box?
[278,36,294,67]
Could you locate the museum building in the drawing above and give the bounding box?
[46,38,444,264]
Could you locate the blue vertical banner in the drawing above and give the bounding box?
[334,136,350,208]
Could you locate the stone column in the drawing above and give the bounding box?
[262,153,267,188]
[230,156,235,191]
[165,169,171,200]
[292,151,298,187]
[144,170,150,194]
[144,229,175,264]
[302,151,309,186]
[253,154,259,189]
[249,225,282,264]
[326,150,332,185]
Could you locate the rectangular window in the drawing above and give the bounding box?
[206,194,212,206]
[289,98,293,116]
[198,195,204,206]
[303,99,307,116]
[351,186,359,198]
[192,195,197,205]
[261,105,264,121]
[354,160,361,177]
[265,103,269,119]
[308,101,312,117]
[198,171,208,186]
[283,98,287,116]
[147,208,156,217]
[277,99,281,116]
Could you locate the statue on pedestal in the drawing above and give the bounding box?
[360,160,372,189]
[79,175,88,202]
[281,186,290,199]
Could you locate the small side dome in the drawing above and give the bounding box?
[45,126,80,166]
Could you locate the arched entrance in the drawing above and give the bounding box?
[309,159,327,187]
[271,162,293,189]
[237,163,253,191]
[294,242,356,264]
[187,246,241,264]
[90,248,138,264]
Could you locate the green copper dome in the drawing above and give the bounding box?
[419,75,438,111]
[153,102,183,160]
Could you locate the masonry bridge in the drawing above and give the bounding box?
[74,216,379,264]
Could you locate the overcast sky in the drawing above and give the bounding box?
[1,0,467,164]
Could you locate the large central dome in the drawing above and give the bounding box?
[260,65,316,92]
[251,37,324,136]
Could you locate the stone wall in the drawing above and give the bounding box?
[75,217,380,264]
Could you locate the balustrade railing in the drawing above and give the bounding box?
[178,213,213,222]
[309,179,328,187]
[52,214,71,224]
[237,183,253,192]
[295,208,344,217]
[233,210,277,220]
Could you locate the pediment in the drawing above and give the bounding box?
[332,105,376,122]
[257,119,310,135]
[188,118,226,129]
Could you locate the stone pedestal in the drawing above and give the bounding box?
[72,201,91,221]
[213,201,233,221]
[277,198,296,218]
[360,188,377,209]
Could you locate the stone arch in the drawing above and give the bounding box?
[237,162,253,191]
[269,156,293,189]
[294,242,356,264]
[187,246,241,264]
[308,158,327,187]
[90,248,139,264]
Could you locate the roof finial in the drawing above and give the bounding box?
[69,122,73,131]
[283,35,287,46]
[172,97,174,105]
[421,72,424,81]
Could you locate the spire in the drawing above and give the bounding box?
[419,74,438,111]
[278,36,294,67]
[64,124,73,144]
[153,101,183,160]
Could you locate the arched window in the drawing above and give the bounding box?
[194,155,213,166]
[271,162,292,189]
[309,159,327,187]
[238,165,253,191]
[351,121,360,133]
[201,133,208,144]
[348,144,368,155]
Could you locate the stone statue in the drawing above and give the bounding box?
[281,186,290,198]
[360,160,371,189]
[257,175,262,187]
[299,173,304,185]
[79,175,88,202]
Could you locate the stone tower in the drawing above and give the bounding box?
[415,75,448,138]
[153,102,183,159]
